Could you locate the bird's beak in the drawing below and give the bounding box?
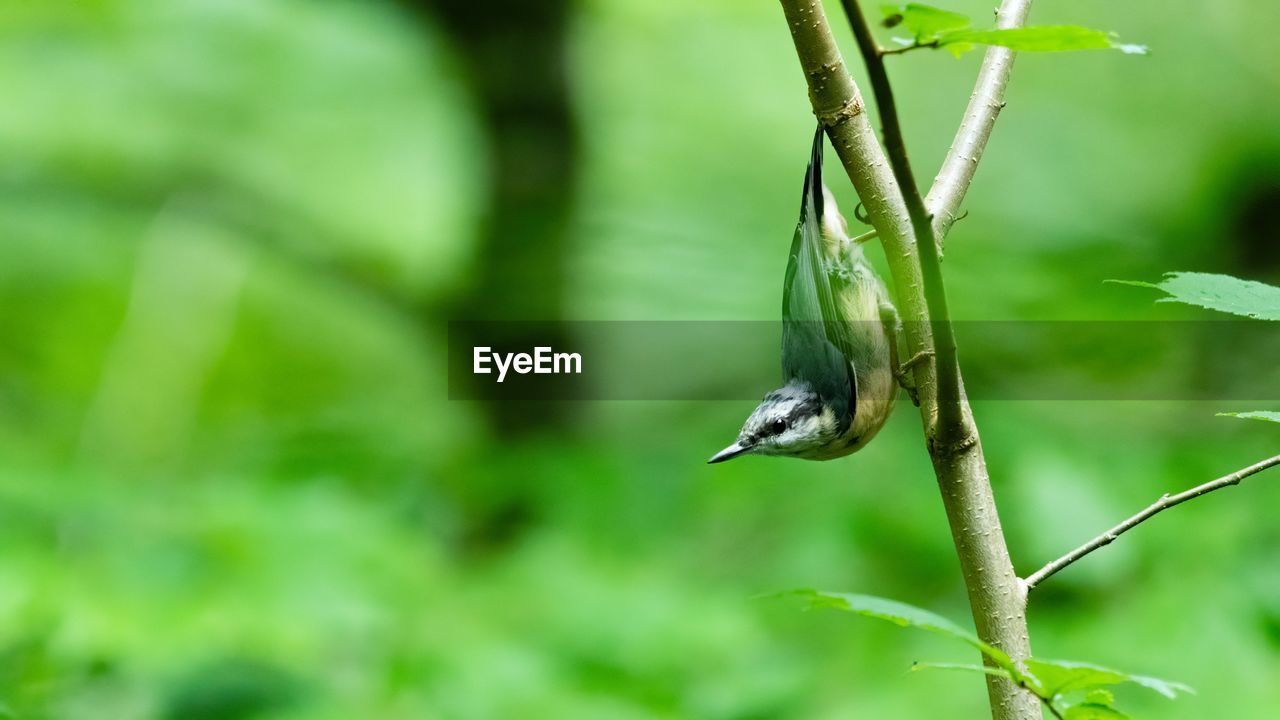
[707,441,751,464]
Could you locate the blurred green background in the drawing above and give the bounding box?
[2,0,1278,718]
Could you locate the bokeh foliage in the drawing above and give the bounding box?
[0,0,1278,718]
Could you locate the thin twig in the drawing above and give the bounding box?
[1040,697,1065,720]
[839,0,964,447]
[880,41,937,56]
[1024,454,1280,590]
[1009,675,1063,719]
[925,0,1033,239]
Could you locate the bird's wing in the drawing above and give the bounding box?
[782,126,858,429]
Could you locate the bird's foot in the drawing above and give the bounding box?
[895,350,934,407]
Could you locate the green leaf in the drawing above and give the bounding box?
[1062,688,1128,720]
[881,3,971,43]
[911,662,1017,681]
[942,41,975,59]
[1218,411,1280,424]
[784,590,1027,680]
[1064,703,1129,720]
[938,26,1148,55]
[1084,689,1116,706]
[1108,272,1280,320]
[784,593,1193,706]
[1025,659,1193,700]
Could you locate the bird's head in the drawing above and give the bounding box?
[708,381,840,463]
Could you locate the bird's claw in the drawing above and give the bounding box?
[895,350,934,407]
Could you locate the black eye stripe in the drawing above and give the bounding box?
[786,399,819,423]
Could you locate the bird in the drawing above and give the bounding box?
[708,126,905,463]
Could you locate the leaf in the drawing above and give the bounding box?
[938,26,1148,55]
[1025,659,1193,700]
[784,590,1028,681]
[942,41,975,59]
[1108,272,1280,320]
[1084,689,1116,706]
[1218,411,1280,424]
[1064,703,1129,720]
[880,3,971,43]
[783,593,1193,708]
[1062,688,1129,720]
[911,662,1017,681]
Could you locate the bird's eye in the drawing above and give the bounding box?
[768,419,788,435]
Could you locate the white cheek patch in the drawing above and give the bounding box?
[772,427,804,446]
[810,407,838,435]
[793,415,822,439]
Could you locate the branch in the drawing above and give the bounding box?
[924,0,1033,239]
[838,0,964,446]
[880,41,938,56]
[779,3,1041,717]
[1024,454,1280,591]
[1011,674,1064,720]
[791,2,1038,718]
[1041,699,1066,720]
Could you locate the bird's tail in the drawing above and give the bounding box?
[802,126,851,256]
[782,124,858,429]
[800,124,825,224]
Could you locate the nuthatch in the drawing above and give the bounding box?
[709,126,905,463]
